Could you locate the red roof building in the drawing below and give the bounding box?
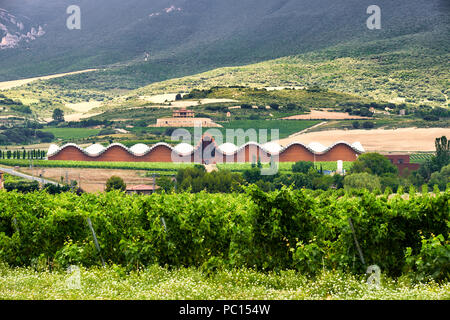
[126,184,160,195]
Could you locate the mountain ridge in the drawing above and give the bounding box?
[0,0,447,83]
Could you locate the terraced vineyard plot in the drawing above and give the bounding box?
[410,153,435,164]
[218,161,353,173]
[220,120,320,141]
[42,128,101,140]
[0,159,195,173]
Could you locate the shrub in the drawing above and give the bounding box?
[105,176,126,192]
[4,181,39,193]
[344,172,381,191]
[0,187,447,280]
[362,121,375,129]
[292,161,314,174]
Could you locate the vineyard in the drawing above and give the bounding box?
[0,186,448,282]
[410,153,435,164]
[0,159,353,175]
[217,162,353,173]
[0,159,194,175]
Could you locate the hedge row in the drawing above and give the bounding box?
[0,159,194,172]
[0,187,448,281]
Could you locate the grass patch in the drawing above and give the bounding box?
[0,159,195,173]
[0,264,448,300]
[220,120,320,141]
[42,128,102,140]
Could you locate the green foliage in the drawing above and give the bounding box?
[10,105,32,114]
[362,121,375,129]
[0,128,54,145]
[417,136,450,182]
[0,149,46,160]
[105,176,126,192]
[41,128,101,140]
[220,120,320,141]
[405,234,450,282]
[292,161,314,174]
[0,159,194,175]
[429,164,450,191]
[52,108,65,123]
[155,176,175,192]
[344,173,381,191]
[0,187,447,281]
[176,166,243,193]
[410,153,435,164]
[42,183,71,195]
[351,153,398,176]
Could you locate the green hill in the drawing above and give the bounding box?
[130,29,449,108]
[0,0,448,119]
[0,0,447,86]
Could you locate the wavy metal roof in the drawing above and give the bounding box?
[48,140,365,158]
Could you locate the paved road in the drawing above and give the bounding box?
[0,166,60,186]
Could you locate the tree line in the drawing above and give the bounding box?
[0,149,47,160]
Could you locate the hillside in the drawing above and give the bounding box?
[0,0,447,85]
[0,0,447,121]
[129,30,449,107]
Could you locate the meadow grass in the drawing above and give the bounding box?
[221,120,320,140]
[42,128,102,140]
[0,264,448,300]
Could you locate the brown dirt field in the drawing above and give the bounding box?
[278,127,450,152]
[282,110,370,120]
[19,167,156,193]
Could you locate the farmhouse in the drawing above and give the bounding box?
[47,136,365,164]
[384,154,420,175]
[153,108,222,128]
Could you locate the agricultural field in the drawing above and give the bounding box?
[0,159,195,173]
[0,158,352,175]
[41,128,102,140]
[218,162,353,173]
[220,120,320,141]
[410,153,435,164]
